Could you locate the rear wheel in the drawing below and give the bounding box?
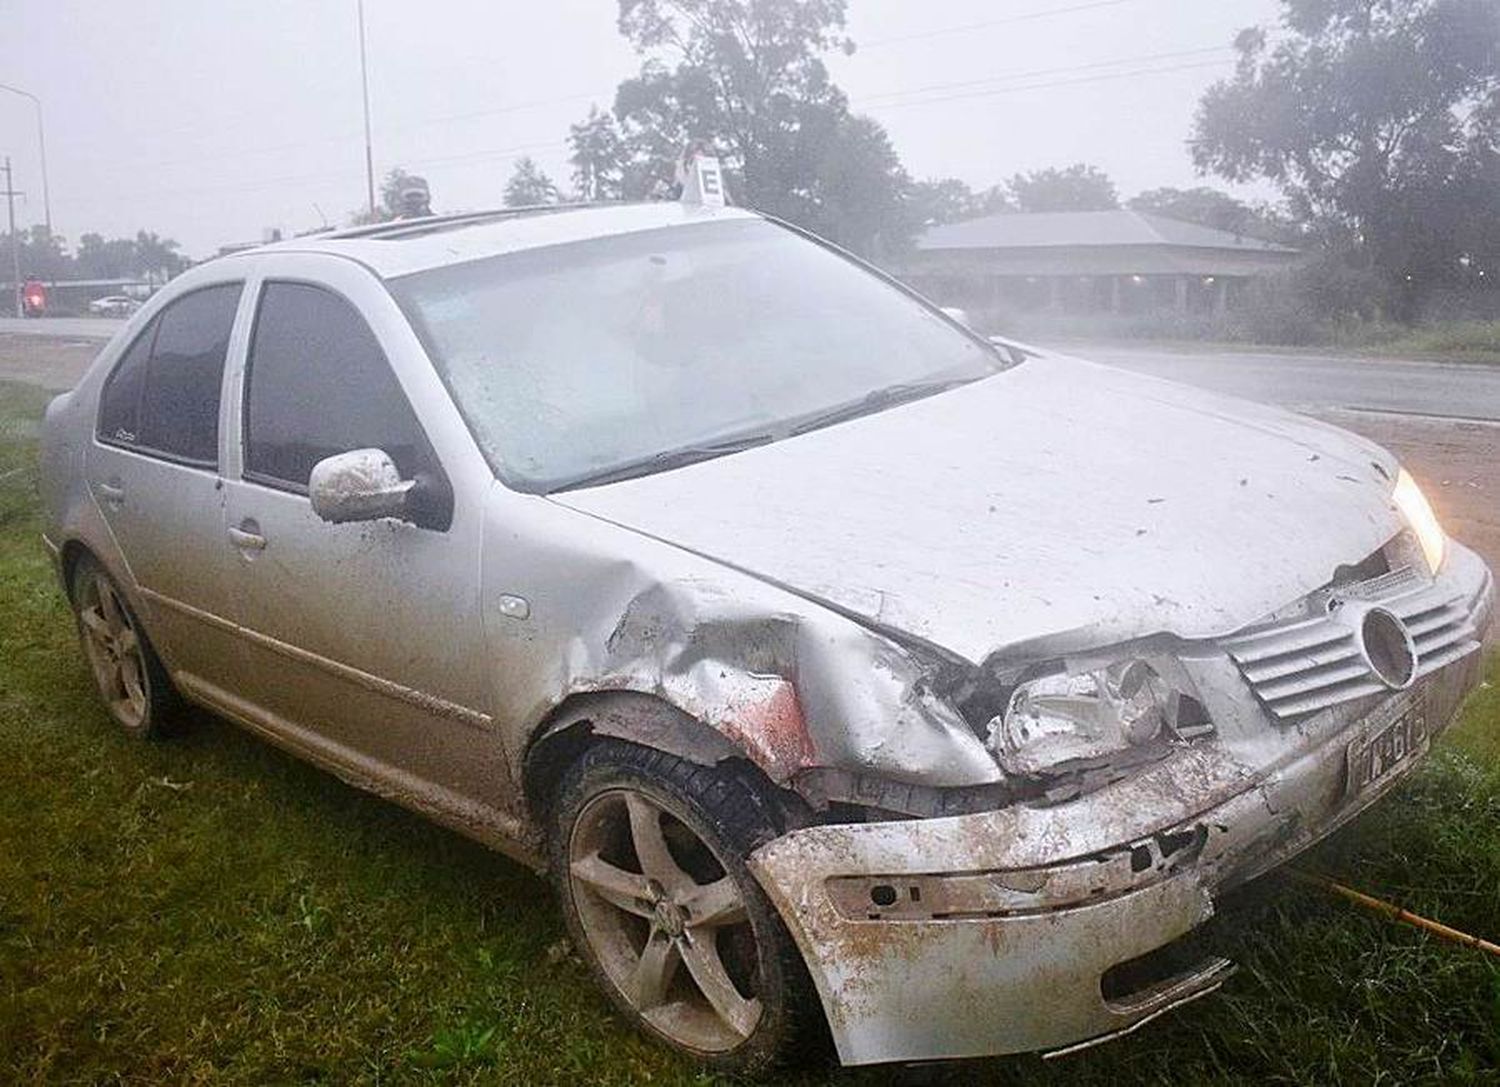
[70,557,179,738]
[550,741,816,1074]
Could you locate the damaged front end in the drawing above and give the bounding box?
[745,539,1494,1066]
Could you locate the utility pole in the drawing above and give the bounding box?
[2,157,23,318]
[357,0,376,217]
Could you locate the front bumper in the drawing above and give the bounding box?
[749,558,1492,1066]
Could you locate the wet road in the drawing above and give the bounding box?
[1049,342,1500,422]
[0,317,122,341]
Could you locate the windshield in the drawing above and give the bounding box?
[390,215,1003,492]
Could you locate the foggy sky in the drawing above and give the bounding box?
[0,0,1282,259]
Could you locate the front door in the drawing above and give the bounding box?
[220,274,506,813]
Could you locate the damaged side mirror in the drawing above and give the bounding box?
[309,447,450,530]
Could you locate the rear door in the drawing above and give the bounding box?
[87,280,248,690]
[219,257,508,811]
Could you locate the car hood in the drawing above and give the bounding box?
[552,355,1403,666]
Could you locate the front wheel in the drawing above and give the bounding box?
[549,741,817,1074]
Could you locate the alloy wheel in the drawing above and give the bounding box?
[567,787,764,1053]
[77,572,149,730]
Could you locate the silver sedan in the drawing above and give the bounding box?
[37,201,1494,1072]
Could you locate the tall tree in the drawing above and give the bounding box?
[591,0,909,255]
[1009,164,1119,212]
[1192,0,1500,292]
[569,107,630,200]
[503,157,561,207]
[133,231,187,281]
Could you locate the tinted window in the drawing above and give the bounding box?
[140,284,241,463]
[97,319,157,445]
[244,282,435,490]
[96,282,241,464]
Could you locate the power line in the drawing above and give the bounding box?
[855,45,1233,106]
[861,0,1152,49]
[860,56,1235,112]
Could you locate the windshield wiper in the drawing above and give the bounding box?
[555,431,778,491]
[787,377,977,437]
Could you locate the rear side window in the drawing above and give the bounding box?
[97,282,242,465]
[244,281,437,490]
[97,319,156,445]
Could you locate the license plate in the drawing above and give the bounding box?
[1345,695,1428,797]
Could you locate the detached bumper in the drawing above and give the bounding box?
[749,629,1488,1066]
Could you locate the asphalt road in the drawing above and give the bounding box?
[1049,342,1500,422]
[0,316,122,341]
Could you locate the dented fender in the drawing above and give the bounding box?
[482,489,1001,811]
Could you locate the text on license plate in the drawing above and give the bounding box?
[1345,697,1428,797]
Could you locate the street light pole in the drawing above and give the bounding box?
[0,83,51,237]
[357,0,376,217]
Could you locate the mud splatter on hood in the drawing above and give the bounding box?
[554,356,1403,665]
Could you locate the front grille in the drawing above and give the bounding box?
[1222,566,1492,720]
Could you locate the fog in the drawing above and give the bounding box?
[0,0,1279,257]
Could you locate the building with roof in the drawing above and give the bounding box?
[899,208,1302,317]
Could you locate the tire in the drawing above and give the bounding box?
[549,739,819,1075]
[69,555,181,739]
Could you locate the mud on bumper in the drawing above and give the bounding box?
[748,640,1488,1066]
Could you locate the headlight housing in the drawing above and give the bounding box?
[1393,468,1445,574]
[985,659,1198,778]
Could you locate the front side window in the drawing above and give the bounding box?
[390,216,1004,492]
[97,282,242,464]
[243,281,438,492]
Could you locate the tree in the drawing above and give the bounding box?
[588,0,910,256]
[569,107,629,200]
[1129,186,1254,233]
[1009,164,1118,212]
[17,225,69,279]
[1128,186,1304,243]
[1192,0,1500,300]
[902,177,1011,229]
[503,157,561,207]
[133,231,187,282]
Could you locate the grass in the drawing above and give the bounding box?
[0,378,1497,1084]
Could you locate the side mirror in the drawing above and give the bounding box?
[309,448,416,525]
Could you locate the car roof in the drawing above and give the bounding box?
[235,201,762,279]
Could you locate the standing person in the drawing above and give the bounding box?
[396,176,434,219]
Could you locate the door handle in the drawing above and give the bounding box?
[228,525,267,551]
[95,479,124,504]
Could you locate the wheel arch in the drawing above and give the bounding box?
[521,690,793,825]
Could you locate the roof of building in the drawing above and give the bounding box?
[916,209,1298,255]
[228,201,761,278]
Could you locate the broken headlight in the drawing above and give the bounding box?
[986,660,1197,778]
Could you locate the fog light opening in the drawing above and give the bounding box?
[1361,607,1418,690]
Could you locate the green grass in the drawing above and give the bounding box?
[0,378,1497,1084]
